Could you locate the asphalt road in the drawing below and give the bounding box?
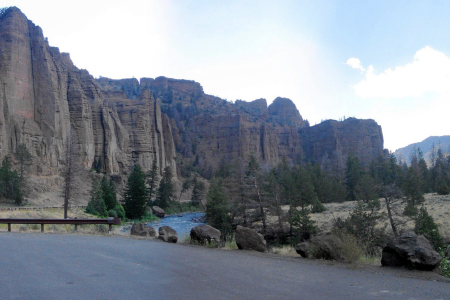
[0,233,448,300]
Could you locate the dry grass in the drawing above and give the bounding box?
[270,245,297,257]
[307,193,450,239]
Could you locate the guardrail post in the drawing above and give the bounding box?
[41,224,44,233]
[74,217,78,231]
[109,224,112,232]
[8,223,11,232]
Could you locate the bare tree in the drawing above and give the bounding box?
[62,128,81,219]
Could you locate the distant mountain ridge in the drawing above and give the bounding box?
[394,136,450,164]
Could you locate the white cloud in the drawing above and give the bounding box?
[350,46,450,98]
[346,57,365,71]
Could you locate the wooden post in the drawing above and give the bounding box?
[109,224,112,232]
[74,217,77,231]
[8,223,11,232]
[41,224,44,233]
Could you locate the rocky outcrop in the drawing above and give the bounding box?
[381,233,442,271]
[0,7,177,184]
[130,223,156,238]
[190,224,221,244]
[302,118,384,168]
[159,226,178,243]
[235,225,267,252]
[295,234,342,260]
[152,206,165,218]
[0,7,386,203]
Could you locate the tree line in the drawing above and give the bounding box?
[205,148,446,252]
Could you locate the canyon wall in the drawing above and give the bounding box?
[0,7,384,189]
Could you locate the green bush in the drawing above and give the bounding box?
[439,246,450,278]
[107,210,117,218]
[114,205,126,219]
[415,206,443,250]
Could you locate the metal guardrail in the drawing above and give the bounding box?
[0,217,122,232]
[0,206,87,211]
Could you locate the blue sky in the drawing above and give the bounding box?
[1,0,450,152]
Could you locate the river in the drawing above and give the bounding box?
[147,212,205,241]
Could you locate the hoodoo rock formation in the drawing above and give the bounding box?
[0,7,176,180]
[0,7,385,202]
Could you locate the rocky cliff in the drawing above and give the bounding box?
[0,7,177,182]
[0,7,384,194]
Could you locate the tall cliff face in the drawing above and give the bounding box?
[0,7,176,178]
[0,7,385,188]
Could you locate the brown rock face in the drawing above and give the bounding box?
[0,7,176,182]
[0,7,385,197]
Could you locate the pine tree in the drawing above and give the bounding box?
[155,166,174,209]
[415,206,443,251]
[205,179,232,238]
[147,157,159,204]
[345,154,362,201]
[101,176,117,211]
[86,177,107,217]
[245,153,267,233]
[191,176,206,207]
[123,165,148,220]
[14,143,33,179]
[0,156,23,205]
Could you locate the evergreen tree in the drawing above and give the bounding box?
[191,176,206,207]
[0,156,23,205]
[345,154,362,201]
[205,179,232,238]
[123,165,148,220]
[86,177,107,217]
[101,176,117,211]
[146,157,159,204]
[415,206,443,251]
[14,143,33,179]
[245,153,267,232]
[155,166,174,209]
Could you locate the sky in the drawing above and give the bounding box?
[1,0,450,152]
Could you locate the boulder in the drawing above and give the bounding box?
[295,242,309,258]
[152,206,165,218]
[190,224,221,245]
[381,233,442,271]
[130,223,156,238]
[146,206,153,215]
[295,234,342,260]
[235,225,267,252]
[159,226,178,243]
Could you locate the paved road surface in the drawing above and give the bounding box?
[0,233,448,299]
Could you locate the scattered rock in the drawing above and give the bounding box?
[178,213,183,217]
[152,206,165,218]
[295,234,342,260]
[190,224,221,245]
[130,223,156,238]
[235,225,267,252]
[159,226,178,243]
[295,242,309,258]
[381,232,442,271]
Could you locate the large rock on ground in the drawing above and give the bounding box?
[295,234,342,260]
[130,223,156,238]
[235,225,267,252]
[381,233,442,271]
[159,226,178,243]
[152,206,165,218]
[190,224,221,245]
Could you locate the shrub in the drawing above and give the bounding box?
[107,210,117,218]
[114,205,126,219]
[336,233,363,263]
[440,246,450,278]
[415,206,443,251]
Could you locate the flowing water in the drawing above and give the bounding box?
[147,212,206,240]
